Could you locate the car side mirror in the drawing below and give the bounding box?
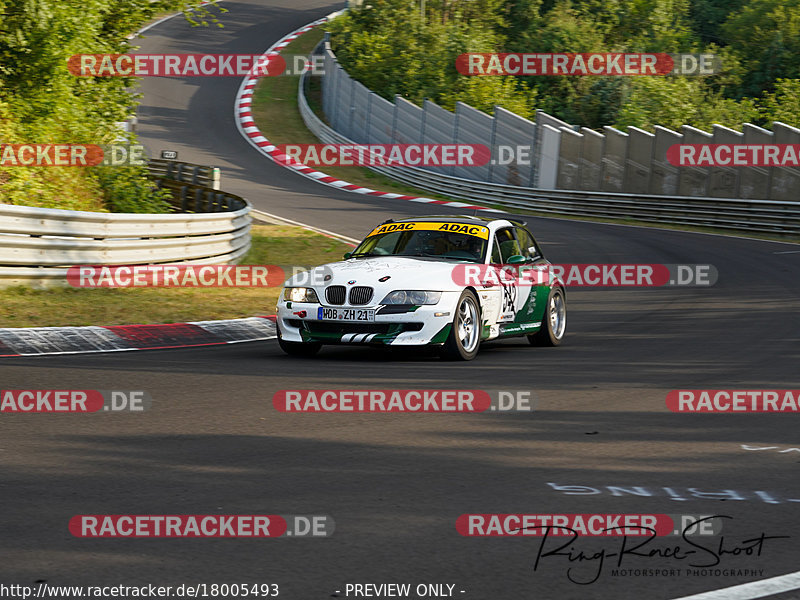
[506,255,526,264]
[343,252,352,259]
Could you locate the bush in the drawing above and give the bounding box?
[0,0,223,213]
[92,165,172,213]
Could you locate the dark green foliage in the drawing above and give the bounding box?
[0,1,224,211]
[329,0,800,131]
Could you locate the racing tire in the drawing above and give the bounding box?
[277,324,321,357]
[441,289,481,361]
[528,287,566,347]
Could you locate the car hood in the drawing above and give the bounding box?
[284,256,469,294]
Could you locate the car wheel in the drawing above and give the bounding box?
[528,287,566,346]
[277,324,321,357]
[441,290,481,361]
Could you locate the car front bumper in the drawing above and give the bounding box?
[276,293,460,346]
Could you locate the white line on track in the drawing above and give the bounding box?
[670,570,800,600]
[250,209,359,246]
[131,1,222,38]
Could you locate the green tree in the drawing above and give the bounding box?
[760,78,800,128]
[722,0,800,97]
[330,0,532,115]
[329,0,800,135]
[498,0,542,42]
[514,3,609,125]
[615,76,759,132]
[689,0,747,45]
[0,0,222,212]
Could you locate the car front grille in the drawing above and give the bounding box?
[303,322,393,334]
[325,285,346,305]
[287,321,424,335]
[349,286,374,305]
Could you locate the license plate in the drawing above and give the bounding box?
[317,307,375,321]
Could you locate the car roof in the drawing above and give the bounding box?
[382,214,527,228]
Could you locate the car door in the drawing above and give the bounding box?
[477,226,544,338]
[509,226,549,328]
[492,227,524,323]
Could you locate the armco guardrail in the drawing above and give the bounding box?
[147,159,220,190]
[0,166,251,287]
[154,179,247,213]
[300,57,800,236]
[147,159,245,213]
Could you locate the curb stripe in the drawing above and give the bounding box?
[104,323,224,348]
[0,317,277,358]
[232,16,499,213]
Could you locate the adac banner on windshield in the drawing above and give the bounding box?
[367,222,490,239]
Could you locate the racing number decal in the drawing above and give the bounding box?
[499,275,517,321]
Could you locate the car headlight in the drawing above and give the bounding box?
[285,287,319,303]
[380,290,442,305]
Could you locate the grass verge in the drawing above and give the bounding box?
[0,224,352,328]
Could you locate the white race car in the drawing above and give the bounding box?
[276,216,566,360]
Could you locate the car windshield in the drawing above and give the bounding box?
[351,228,487,262]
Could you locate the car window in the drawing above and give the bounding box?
[352,229,487,262]
[514,227,541,261]
[490,237,502,263]
[494,228,522,262]
[371,231,406,254]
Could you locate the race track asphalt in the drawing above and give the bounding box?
[1,2,799,598]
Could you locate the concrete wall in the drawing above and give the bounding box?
[320,44,799,198]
